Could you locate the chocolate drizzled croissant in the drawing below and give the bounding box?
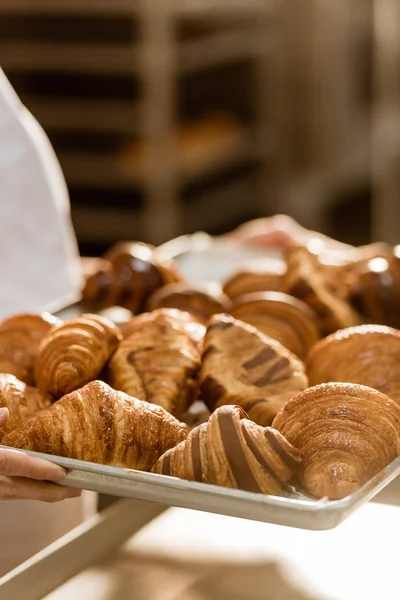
[152,404,301,495]
[108,309,205,416]
[146,283,231,324]
[35,314,122,398]
[0,374,52,441]
[283,246,360,334]
[199,314,308,426]
[306,324,400,404]
[272,383,400,499]
[3,381,190,470]
[0,312,62,386]
[230,292,320,359]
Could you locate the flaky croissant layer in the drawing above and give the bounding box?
[35,314,122,398]
[3,381,190,471]
[273,382,400,499]
[0,374,52,441]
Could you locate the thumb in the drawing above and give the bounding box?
[0,407,9,427]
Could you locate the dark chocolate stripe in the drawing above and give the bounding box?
[264,428,300,473]
[218,410,261,493]
[161,451,172,475]
[190,426,203,482]
[241,423,283,488]
[242,347,275,370]
[254,358,289,387]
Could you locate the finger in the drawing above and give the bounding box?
[0,407,9,427]
[0,448,66,481]
[0,476,82,502]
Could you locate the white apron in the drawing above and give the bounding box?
[0,69,95,576]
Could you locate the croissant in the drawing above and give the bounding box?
[108,309,205,416]
[306,324,400,404]
[272,382,400,499]
[344,252,400,329]
[0,312,62,386]
[35,314,122,398]
[81,257,123,309]
[146,282,231,324]
[0,374,52,441]
[3,381,191,470]
[199,314,308,426]
[282,246,360,334]
[152,405,301,495]
[222,266,283,300]
[120,307,205,349]
[230,292,320,359]
[103,241,183,312]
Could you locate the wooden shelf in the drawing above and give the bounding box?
[0,0,271,18]
[56,119,258,189]
[2,26,264,77]
[21,95,143,135]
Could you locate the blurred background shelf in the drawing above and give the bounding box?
[2,0,399,251]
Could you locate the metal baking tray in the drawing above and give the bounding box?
[1,446,398,531]
[4,232,398,531]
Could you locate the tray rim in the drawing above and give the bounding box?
[1,445,398,531]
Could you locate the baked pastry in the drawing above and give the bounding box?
[0,312,62,385]
[306,324,400,404]
[108,309,205,416]
[0,374,52,441]
[199,314,308,426]
[230,292,320,359]
[222,264,284,300]
[146,282,231,324]
[120,307,205,348]
[272,383,400,499]
[81,257,123,309]
[3,381,190,470]
[35,314,122,398]
[104,241,183,313]
[152,404,301,495]
[282,246,360,334]
[344,251,400,329]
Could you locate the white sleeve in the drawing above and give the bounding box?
[0,69,82,318]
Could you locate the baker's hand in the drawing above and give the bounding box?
[225,214,352,253]
[0,408,81,502]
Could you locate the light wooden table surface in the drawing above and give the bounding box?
[44,478,400,600]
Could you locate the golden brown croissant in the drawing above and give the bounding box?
[146,282,231,324]
[0,374,52,441]
[222,266,283,300]
[343,251,400,329]
[3,381,190,470]
[199,314,308,426]
[35,314,122,398]
[152,405,301,495]
[230,292,320,359]
[104,241,183,312]
[272,382,400,499]
[306,324,400,404]
[0,312,62,385]
[282,246,360,334]
[81,257,123,309]
[108,309,205,416]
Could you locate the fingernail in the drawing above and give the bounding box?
[65,489,82,499]
[0,407,8,419]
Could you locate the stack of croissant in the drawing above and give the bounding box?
[1,238,400,503]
